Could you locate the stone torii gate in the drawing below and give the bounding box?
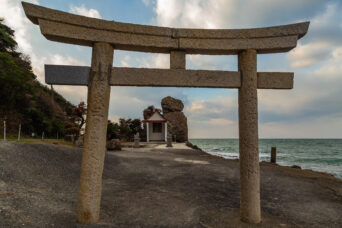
[22,2,309,225]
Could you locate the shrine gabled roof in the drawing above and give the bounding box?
[143,109,167,123]
[22,2,309,55]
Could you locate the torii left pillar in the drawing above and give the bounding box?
[77,42,113,224]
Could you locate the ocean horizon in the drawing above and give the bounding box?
[189,138,342,179]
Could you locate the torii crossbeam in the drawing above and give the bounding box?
[22,1,309,225]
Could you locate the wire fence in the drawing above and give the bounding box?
[1,121,64,141]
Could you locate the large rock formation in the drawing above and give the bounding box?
[161,96,188,142]
[161,96,184,113]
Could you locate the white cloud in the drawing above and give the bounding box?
[184,96,238,138]
[139,54,169,68]
[287,3,342,68]
[287,42,332,68]
[260,115,342,138]
[0,0,38,55]
[142,0,151,6]
[69,4,102,19]
[3,0,342,138]
[115,51,169,69]
[206,118,234,125]
[120,56,131,67]
[153,0,324,29]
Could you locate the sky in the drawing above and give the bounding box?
[1,0,342,138]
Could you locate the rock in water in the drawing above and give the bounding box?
[107,139,121,151]
[161,96,184,113]
[161,96,188,142]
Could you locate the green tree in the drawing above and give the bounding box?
[71,101,87,139]
[107,120,120,140]
[0,19,75,137]
[0,18,17,54]
[52,119,66,136]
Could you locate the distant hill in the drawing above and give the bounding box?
[0,18,75,138]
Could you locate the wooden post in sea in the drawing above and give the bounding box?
[271,147,277,163]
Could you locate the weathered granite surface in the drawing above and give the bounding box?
[22,2,309,39]
[163,112,188,142]
[170,51,186,69]
[257,72,294,89]
[22,2,309,54]
[161,96,184,113]
[161,97,188,142]
[238,49,260,223]
[77,43,113,224]
[45,65,293,89]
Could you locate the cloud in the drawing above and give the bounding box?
[153,0,325,29]
[287,42,332,68]
[184,96,238,138]
[69,4,102,19]
[287,3,342,68]
[152,0,326,71]
[3,0,342,138]
[260,114,342,138]
[149,0,342,138]
[206,118,234,125]
[142,0,152,6]
[0,0,38,55]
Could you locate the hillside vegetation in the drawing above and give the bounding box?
[0,18,75,138]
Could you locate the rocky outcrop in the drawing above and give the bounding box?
[161,96,188,142]
[106,139,121,151]
[143,105,155,119]
[161,96,184,113]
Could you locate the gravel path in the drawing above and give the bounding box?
[0,141,341,227]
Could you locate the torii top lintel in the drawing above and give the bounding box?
[22,2,309,55]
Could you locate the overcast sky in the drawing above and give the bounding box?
[1,0,342,138]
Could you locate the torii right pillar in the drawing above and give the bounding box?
[238,49,260,223]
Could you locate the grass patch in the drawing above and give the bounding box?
[3,138,74,147]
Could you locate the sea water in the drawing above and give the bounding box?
[189,139,342,179]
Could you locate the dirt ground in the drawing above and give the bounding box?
[0,141,341,227]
